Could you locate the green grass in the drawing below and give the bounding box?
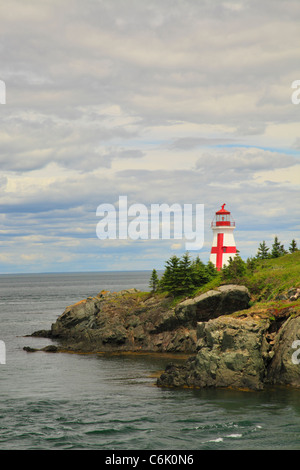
[191,251,300,303]
[244,251,300,301]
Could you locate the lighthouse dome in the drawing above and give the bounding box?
[212,203,235,227]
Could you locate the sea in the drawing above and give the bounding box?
[0,271,299,452]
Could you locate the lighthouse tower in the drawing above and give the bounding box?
[209,204,237,271]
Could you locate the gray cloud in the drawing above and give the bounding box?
[195,149,297,177]
[0,0,299,272]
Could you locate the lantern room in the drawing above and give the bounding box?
[211,203,235,228]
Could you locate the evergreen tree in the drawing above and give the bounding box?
[271,236,286,258]
[159,255,181,294]
[177,252,195,296]
[191,256,210,286]
[149,269,159,293]
[289,239,298,253]
[157,253,216,297]
[256,241,270,259]
[205,261,218,278]
[221,254,247,282]
[280,244,287,256]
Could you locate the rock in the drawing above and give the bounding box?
[275,293,288,301]
[28,329,52,338]
[23,346,39,352]
[266,316,300,387]
[158,309,300,390]
[48,290,198,353]
[158,315,270,391]
[176,284,250,322]
[41,345,59,352]
[23,345,59,353]
[47,285,250,353]
[288,288,300,302]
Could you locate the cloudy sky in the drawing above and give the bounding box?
[0,0,299,273]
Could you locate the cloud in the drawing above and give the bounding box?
[195,148,297,177]
[0,0,299,272]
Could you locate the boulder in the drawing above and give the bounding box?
[157,315,269,390]
[155,285,250,332]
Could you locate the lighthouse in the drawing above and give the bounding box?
[209,204,237,271]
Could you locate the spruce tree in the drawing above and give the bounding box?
[159,255,180,294]
[256,241,270,259]
[221,254,247,281]
[191,256,209,286]
[205,261,218,278]
[157,253,218,297]
[149,269,159,293]
[177,252,195,296]
[289,239,298,253]
[271,236,285,258]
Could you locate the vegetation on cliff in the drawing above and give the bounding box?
[149,253,218,298]
[221,249,300,303]
[151,238,299,306]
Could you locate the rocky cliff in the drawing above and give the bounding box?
[28,282,300,391]
[157,293,300,390]
[30,285,250,354]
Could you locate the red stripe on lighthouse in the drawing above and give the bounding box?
[216,233,224,270]
[210,233,237,270]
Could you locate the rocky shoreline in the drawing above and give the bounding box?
[27,285,300,391]
[30,285,250,353]
[157,314,300,390]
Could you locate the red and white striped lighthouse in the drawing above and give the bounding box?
[209,204,237,271]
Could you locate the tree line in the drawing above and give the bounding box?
[149,237,298,296]
[256,237,298,259]
[149,253,218,296]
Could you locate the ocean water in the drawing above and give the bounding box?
[0,271,299,451]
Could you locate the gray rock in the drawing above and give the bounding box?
[266,316,300,387]
[158,315,270,391]
[177,284,250,319]
[48,290,198,353]
[158,309,300,390]
[160,285,251,330]
[195,316,269,390]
